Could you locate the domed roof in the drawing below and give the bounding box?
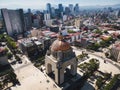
[51,32,71,51]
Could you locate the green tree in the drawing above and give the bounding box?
[103,74,119,90]
[10,42,17,49]
[95,29,102,35]
[7,52,13,59]
[94,43,101,50]
[77,54,84,59]
[96,77,104,89]
[15,55,21,61]
[4,48,8,53]
[100,40,108,47]
[104,30,109,34]
[0,82,3,90]
[104,73,111,80]
[8,72,18,85]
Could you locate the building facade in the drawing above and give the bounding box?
[24,13,32,30]
[110,42,120,63]
[1,9,26,37]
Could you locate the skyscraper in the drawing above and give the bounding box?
[65,7,70,15]
[51,7,55,18]
[58,4,63,12]
[46,3,51,14]
[28,8,31,13]
[69,4,74,15]
[44,13,52,26]
[74,4,79,16]
[24,13,32,30]
[1,9,26,37]
[58,4,64,19]
[44,13,51,21]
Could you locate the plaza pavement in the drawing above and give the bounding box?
[10,47,120,90]
[11,56,61,90]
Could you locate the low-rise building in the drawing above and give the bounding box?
[18,38,37,57]
[110,42,120,63]
[18,36,54,57]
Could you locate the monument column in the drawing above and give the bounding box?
[55,63,64,85]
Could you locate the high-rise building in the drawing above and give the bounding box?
[0,9,5,33]
[74,4,79,16]
[51,7,56,18]
[44,13,52,26]
[65,7,70,15]
[46,3,52,14]
[33,19,40,27]
[28,8,31,13]
[58,4,63,12]
[74,18,80,28]
[55,9,61,19]
[1,9,26,37]
[63,15,67,21]
[24,13,32,30]
[69,4,74,15]
[44,13,51,20]
[39,12,44,27]
[58,4,64,19]
[31,12,44,28]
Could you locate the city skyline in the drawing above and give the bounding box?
[0,0,120,9]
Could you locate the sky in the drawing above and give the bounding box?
[0,0,120,9]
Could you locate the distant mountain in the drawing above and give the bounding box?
[112,4,120,8]
[79,4,120,10]
[22,3,120,12]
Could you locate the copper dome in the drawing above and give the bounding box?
[51,32,71,51]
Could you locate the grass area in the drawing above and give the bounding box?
[68,30,76,33]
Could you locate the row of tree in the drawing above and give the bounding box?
[103,74,120,90]
[78,59,100,77]
[0,71,20,89]
[96,72,111,89]
[87,36,114,51]
[77,59,100,90]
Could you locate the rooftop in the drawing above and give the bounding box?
[18,38,34,47]
[114,43,120,50]
[0,47,5,53]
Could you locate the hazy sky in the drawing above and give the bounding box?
[0,0,120,9]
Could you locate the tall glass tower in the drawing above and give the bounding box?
[58,4,63,12]
[46,3,51,14]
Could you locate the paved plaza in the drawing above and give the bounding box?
[10,48,120,90]
[11,62,61,90]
